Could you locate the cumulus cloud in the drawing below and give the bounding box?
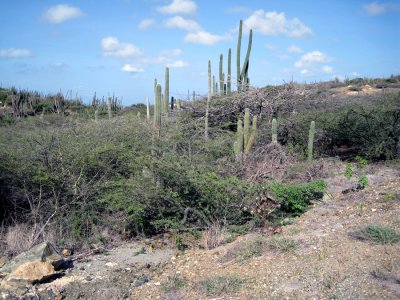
[43,4,84,24]
[121,64,144,73]
[322,65,334,74]
[165,16,201,32]
[363,2,400,15]
[300,69,309,75]
[243,10,312,38]
[294,51,330,68]
[364,2,386,15]
[0,48,32,58]
[138,19,155,30]
[184,31,230,45]
[101,37,143,57]
[287,45,303,53]
[166,60,188,68]
[157,0,197,15]
[139,48,185,66]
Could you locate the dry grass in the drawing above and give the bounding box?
[202,222,226,250]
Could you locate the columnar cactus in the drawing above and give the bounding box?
[154,84,162,137]
[236,20,252,92]
[245,115,257,155]
[146,96,150,119]
[227,48,231,95]
[272,118,278,143]
[234,109,258,161]
[205,60,211,140]
[234,119,244,161]
[170,96,174,111]
[212,75,216,96]
[219,54,223,95]
[192,90,195,101]
[94,109,99,122]
[164,67,169,116]
[308,121,316,161]
[236,20,242,92]
[243,108,250,147]
[107,96,112,119]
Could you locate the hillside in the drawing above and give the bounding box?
[0,77,399,298]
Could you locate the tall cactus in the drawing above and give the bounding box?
[236,20,242,92]
[212,75,216,96]
[205,60,211,140]
[245,115,257,155]
[234,109,258,161]
[146,96,150,119]
[308,121,316,161]
[272,118,278,143]
[243,108,250,147]
[163,67,169,116]
[107,96,112,119]
[192,90,195,101]
[219,54,223,95]
[234,119,244,161]
[236,20,252,92]
[227,48,231,95]
[154,84,162,137]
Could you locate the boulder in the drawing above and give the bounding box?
[0,241,64,275]
[0,242,64,294]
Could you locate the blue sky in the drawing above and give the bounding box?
[0,0,399,105]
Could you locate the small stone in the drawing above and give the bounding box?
[154,282,161,286]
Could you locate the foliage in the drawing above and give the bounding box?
[358,175,368,189]
[345,163,353,179]
[269,180,326,213]
[269,237,297,252]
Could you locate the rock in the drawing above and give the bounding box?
[0,242,64,295]
[0,256,7,268]
[0,241,64,275]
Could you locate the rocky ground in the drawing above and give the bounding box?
[1,162,399,300]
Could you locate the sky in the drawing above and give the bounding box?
[0,0,399,105]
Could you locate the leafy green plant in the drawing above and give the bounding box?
[358,175,368,189]
[344,162,353,179]
[269,180,326,213]
[355,156,368,168]
[358,225,400,244]
[200,276,244,296]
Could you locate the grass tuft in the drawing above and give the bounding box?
[200,275,244,296]
[358,225,400,244]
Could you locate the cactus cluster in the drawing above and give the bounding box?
[234,108,258,161]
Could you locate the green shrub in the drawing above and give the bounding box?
[269,180,326,213]
[269,237,297,252]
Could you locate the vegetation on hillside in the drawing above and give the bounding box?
[0,75,399,253]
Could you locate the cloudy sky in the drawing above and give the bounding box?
[0,0,399,104]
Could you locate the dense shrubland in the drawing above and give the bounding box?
[0,78,399,253]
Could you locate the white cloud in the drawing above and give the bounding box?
[322,65,334,74]
[165,16,201,32]
[0,48,32,58]
[300,69,309,75]
[166,60,188,68]
[139,48,183,65]
[294,51,330,68]
[364,2,386,15]
[121,64,144,73]
[157,0,197,15]
[184,31,230,45]
[138,19,155,30]
[243,10,312,38]
[43,4,84,24]
[287,45,303,53]
[160,48,183,57]
[101,37,143,57]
